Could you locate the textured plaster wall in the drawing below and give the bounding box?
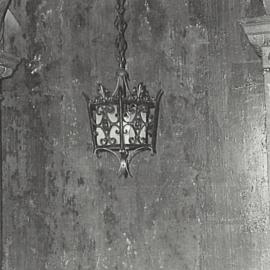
[2,0,270,270]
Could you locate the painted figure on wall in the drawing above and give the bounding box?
[0,0,20,78]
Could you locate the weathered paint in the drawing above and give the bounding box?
[1,0,270,270]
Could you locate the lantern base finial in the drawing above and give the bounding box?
[119,151,131,178]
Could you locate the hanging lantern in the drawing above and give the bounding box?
[83,0,163,177]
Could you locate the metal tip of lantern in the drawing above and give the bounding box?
[151,148,156,156]
[156,89,164,102]
[118,153,132,178]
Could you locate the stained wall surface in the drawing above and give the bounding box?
[2,0,270,270]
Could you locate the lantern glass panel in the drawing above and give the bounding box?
[95,104,120,147]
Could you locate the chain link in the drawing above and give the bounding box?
[114,0,127,69]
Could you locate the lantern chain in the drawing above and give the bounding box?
[114,0,128,69]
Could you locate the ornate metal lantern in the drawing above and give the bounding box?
[83,0,163,177]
